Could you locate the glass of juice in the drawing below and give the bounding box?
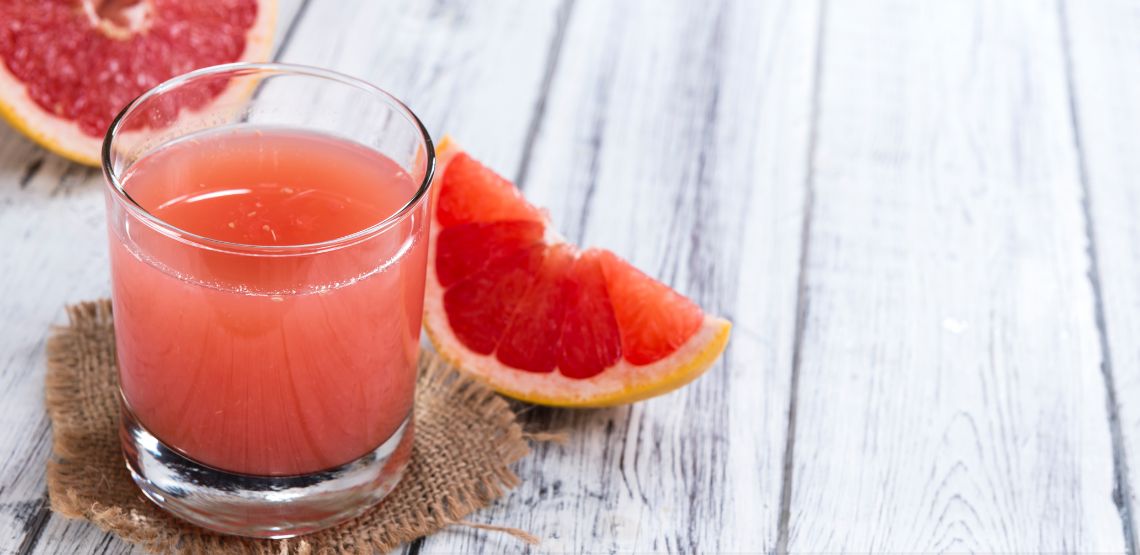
[101,63,433,538]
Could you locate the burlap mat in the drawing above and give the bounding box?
[44,300,538,554]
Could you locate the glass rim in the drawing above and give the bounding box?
[101,62,435,256]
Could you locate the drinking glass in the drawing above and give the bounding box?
[101,63,433,538]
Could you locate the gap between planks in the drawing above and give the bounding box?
[514,0,577,191]
[775,0,827,552]
[272,0,315,62]
[1056,0,1137,550]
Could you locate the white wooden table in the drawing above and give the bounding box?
[2,0,1139,552]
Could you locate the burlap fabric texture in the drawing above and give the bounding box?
[44,300,537,554]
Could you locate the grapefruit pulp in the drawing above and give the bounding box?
[0,0,276,166]
[424,138,732,407]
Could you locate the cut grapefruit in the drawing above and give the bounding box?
[424,138,732,407]
[0,0,276,166]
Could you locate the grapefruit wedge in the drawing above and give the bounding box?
[0,0,276,166]
[424,139,732,407]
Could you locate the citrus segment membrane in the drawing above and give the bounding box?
[596,250,704,365]
[557,250,623,379]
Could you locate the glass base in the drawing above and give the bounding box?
[120,403,413,539]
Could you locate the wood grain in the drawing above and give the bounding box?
[783,0,1125,551]
[0,138,121,555]
[1,0,1137,552]
[1062,0,1140,547]
[417,0,818,552]
[0,2,304,553]
[275,0,569,175]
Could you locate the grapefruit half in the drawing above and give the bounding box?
[0,0,276,166]
[424,138,732,407]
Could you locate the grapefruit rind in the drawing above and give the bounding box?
[0,0,277,167]
[425,268,730,407]
[0,69,103,166]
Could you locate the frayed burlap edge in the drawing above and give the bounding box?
[45,300,538,554]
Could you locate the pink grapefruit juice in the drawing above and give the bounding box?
[108,128,428,476]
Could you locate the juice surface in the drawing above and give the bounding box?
[109,128,427,476]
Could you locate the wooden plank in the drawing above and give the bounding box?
[0,1,293,553]
[418,0,818,552]
[3,0,567,553]
[276,0,567,174]
[0,162,110,555]
[1062,0,1140,547]
[0,116,130,555]
[784,0,1125,551]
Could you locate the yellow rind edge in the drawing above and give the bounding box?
[424,317,733,408]
[0,0,278,168]
[0,100,99,166]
